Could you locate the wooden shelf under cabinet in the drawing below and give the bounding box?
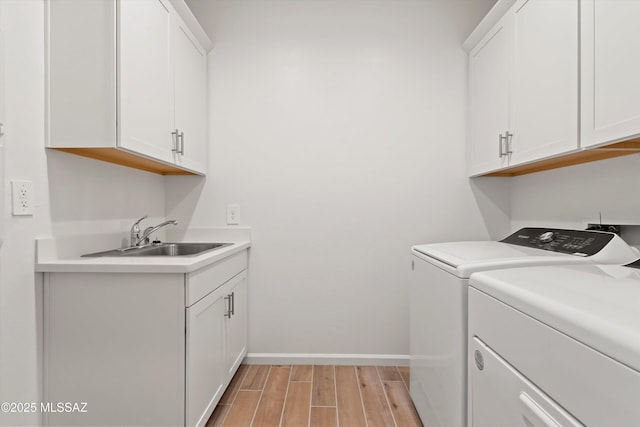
[50,147,198,176]
[482,138,640,177]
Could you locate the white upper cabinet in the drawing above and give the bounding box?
[466,0,579,176]
[46,0,212,175]
[581,0,640,148]
[173,19,208,173]
[119,0,174,164]
[469,16,511,176]
[509,0,578,166]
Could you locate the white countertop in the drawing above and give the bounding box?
[36,227,251,274]
[470,264,640,373]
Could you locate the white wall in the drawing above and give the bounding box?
[510,154,640,233]
[0,2,166,425]
[0,0,507,422]
[170,0,503,359]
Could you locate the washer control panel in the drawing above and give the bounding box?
[500,228,615,256]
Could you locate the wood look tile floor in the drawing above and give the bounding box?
[206,365,423,427]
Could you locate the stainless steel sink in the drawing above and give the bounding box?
[82,242,232,258]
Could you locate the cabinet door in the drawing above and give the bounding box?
[581,0,640,148]
[468,16,511,176]
[224,271,248,377]
[509,0,578,165]
[174,19,208,174]
[118,0,174,163]
[186,288,226,427]
[470,338,584,427]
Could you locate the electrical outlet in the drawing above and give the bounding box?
[12,180,34,216]
[227,205,240,225]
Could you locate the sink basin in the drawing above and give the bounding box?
[82,242,232,258]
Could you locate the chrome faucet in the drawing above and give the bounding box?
[130,215,148,247]
[137,220,179,246]
[129,216,178,247]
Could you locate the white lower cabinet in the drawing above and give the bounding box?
[186,285,226,427]
[224,273,248,377]
[186,270,247,427]
[43,250,248,427]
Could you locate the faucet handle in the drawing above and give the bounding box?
[132,215,148,227]
[130,215,148,247]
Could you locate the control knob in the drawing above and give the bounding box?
[538,231,555,243]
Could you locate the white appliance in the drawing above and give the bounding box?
[468,261,640,426]
[0,24,4,245]
[409,228,639,427]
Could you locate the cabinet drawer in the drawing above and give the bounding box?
[186,251,247,306]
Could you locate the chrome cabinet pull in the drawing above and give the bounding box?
[230,291,235,316]
[505,131,513,155]
[224,294,232,318]
[171,130,185,155]
[498,131,513,158]
[171,129,179,153]
[178,132,184,155]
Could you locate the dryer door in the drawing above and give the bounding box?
[470,337,584,427]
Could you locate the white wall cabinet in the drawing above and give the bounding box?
[173,18,208,173]
[581,0,640,149]
[467,0,579,176]
[508,0,578,166]
[118,0,174,165]
[468,15,511,175]
[46,0,211,175]
[44,250,248,427]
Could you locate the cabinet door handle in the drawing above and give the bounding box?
[499,133,506,157]
[505,131,513,155]
[171,129,179,153]
[178,132,185,155]
[224,294,232,318]
[230,291,235,316]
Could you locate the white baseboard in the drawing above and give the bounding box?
[244,353,409,366]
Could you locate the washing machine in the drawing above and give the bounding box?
[468,261,640,426]
[409,227,639,427]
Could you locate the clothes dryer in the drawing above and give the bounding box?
[468,261,640,426]
[409,227,638,427]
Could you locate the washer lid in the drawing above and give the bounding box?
[412,241,579,278]
[412,228,639,278]
[470,264,640,373]
[414,241,570,264]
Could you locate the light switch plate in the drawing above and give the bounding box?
[227,205,240,225]
[11,179,34,216]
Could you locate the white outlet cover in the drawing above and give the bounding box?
[11,179,34,216]
[227,204,240,225]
